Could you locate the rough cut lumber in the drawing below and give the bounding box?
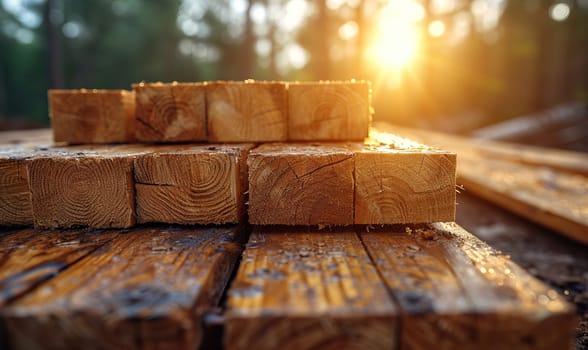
[0,228,116,307]
[457,155,588,246]
[0,133,54,226]
[225,227,398,350]
[360,222,577,350]
[28,149,138,229]
[207,81,287,142]
[353,135,456,224]
[0,225,245,349]
[134,144,253,224]
[133,82,207,142]
[288,81,371,141]
[49,89,135,144]
[0,150,33,226]
[247,143,354,225]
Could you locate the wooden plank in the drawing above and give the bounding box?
[0,128,52,146]
[382,123,588,176]
[288,81,371,141]
[28,149,138,229]
[353,136,456,224]
[1,225,245,349]
[207,81,287,142]
[247,144,354,225]
[457,156,588,245]
[0,228,115,307]
[225,227,398,350]
[133,82,207,142]
[0,156,32,226]
[49,89,134,144]
[134,144,253,224]
[360,223,577,350]
[0,137,54,226]
[471,102,587,147]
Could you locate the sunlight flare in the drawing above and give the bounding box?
[366,0,422,70]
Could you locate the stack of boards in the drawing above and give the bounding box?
[1,80,457,229]
[0,80,578,349]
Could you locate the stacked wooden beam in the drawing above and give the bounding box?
[1,80,456,229]
[49,81,370,145]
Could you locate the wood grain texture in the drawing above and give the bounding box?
[360,223,577,350]
[383,123,588,176]
[49,89,134,144]
[288,81,371,141]
[1,225,245,350]
[207,81,287,142]
[0,228,115,307]
[457,155,588,245]
[0,134,54,226]
[248,144,354,225]
[0,153,32,226]
[353,137,456,224]
[225,227,398,350]
[28,151,136,229]
[133,82,207,142]
[134,144,253,224]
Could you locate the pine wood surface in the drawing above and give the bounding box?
[133,82,207,142]
[207,81,288,142]
[224,223,576,350]
[458,156,588,245]
[225,226,398,350]
[0,129,458,227]
[352,139,456,224]
[0,154,33,226]
[360,223,576,350]
[247,143,355,225]
[0,225,245,350]
[385,123,588,176]
[288,81,371,141]
[134,143,253,224]
[0,138,62,226]
[49,89,134,144]
[0,228,117,307]
[28,151,137,229]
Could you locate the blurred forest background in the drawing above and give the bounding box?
[1,0,587,132]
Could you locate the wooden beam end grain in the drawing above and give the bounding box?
[288,81,371,141]
[207,81,288,142]
[248,144,354,225]
[134,144,253,224]
[354,138,456,224]
[49,89,134,144]
[133,82,207,142]
[29,153,136,229]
